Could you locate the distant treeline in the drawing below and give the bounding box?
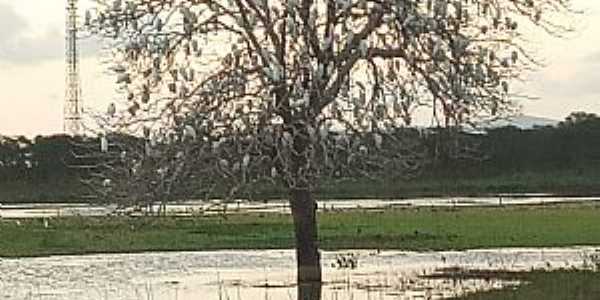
[423,111,600,179]
[1,111,599,202]
[0,135,80,183]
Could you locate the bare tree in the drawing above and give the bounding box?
[85,0,575,297]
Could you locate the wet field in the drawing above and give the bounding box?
[2,195,599,219]
[2,247,599,300]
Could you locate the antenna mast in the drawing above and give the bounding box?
[64,0,82,136]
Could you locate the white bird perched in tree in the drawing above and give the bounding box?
[359,40,368,57]
[116,73,131,84]
[327,63,335,77]
[112,0,122,11]
[287,16,297,37]
[102,178,112,187]
[373,133,383,149]
[149,133,158,148]
[145,141,152,156]
[100,135,108,153]
[271,166,278,178]
[307,125,317,142]
[321,35,332,50]
[183,125,197,140]
[336,0,352,11]
[511,50,519,63]
[219,159,229,170]
[302,92,310,107]
[346,32,355,47]
[359,145,368,155]
[432,38,444,60]
[242,154,250,169]
[131,160,141,175]
[292,93,310,108]
[266,63,282,82]
[319,125,329,140]
[85,10,92,26]
[212,138,225,151]
[107,103,116,117]
[157,167,166,178]
[245,13,256,26]
[316,63,325,79]
[282,131,293,148]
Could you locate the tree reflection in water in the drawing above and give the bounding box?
[298,281,322,300]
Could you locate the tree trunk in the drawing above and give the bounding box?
[290,189,322,300]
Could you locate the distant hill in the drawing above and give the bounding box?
[482,115,559,130]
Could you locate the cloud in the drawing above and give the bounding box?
[520,42,600,102]
[585,50,600,64]
[540,71,599,98]
[0,3,61,64]
[0,3,27,40]
[0,29,64,64]
[0,3,101,65]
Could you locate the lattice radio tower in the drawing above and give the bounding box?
[64,0,83,136]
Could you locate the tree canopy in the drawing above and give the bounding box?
[86,0,576,293]
[85,0,573,197]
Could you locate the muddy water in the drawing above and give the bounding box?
[1,247,598,300]
[2,196,599,218]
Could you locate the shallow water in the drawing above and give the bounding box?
[2,195,599,219]
[1,247,598,300]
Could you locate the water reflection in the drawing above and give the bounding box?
[1,247,598,300]
[298,282,322,300]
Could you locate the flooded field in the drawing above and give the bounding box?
[2,195,599,219]
[1,247,599,300]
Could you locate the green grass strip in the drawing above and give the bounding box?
[1,203,600,257]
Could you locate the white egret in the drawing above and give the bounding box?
[242,154,250,169]
[100,136,108,153]
[107,103,116,117]
[359,145,368,155]
[116,73,131,84]
[271,167,278,178]
[219,159,229,170]
[374,133,383,150]
[102,178,112,187]
[183,125,197,140]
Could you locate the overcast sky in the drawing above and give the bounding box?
[0,0,599,137]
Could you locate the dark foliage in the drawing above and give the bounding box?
[2,112,600,202]
[424,111,600,179]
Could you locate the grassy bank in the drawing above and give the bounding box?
[317,169,600,199]
[453,270,600,300]
[2,203,600,257]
